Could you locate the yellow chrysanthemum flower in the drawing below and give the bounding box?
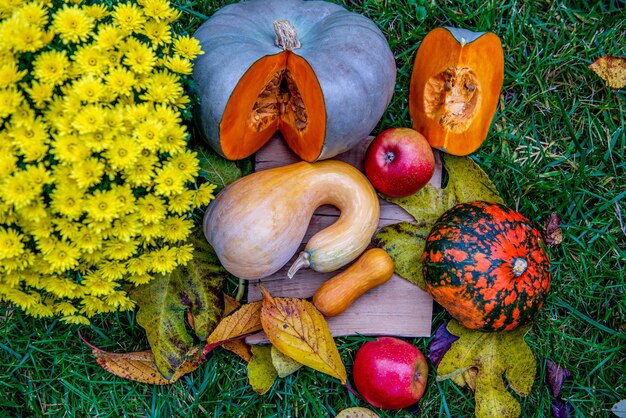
[105,66,135,97]
[111,213,140,241]
[133,119,163,151]
[162,216,193,243]
[140,69,183,103]
[194,182,217,207]
[173,35,204,60]
[14,2,48,27]
[167,189,194,214]
[81,273,116,297]
[143,19,171,45]
[110,184,136,215]
[81,130,113,153]
[62,315,91,325]
[84,189,120,222]
[94,23,123,50]
[0,61,26,88]
[153,164,186,196]
[0,153,18,178]
[1,171,39,209]
[70,157,105,189]
[73,44,108,75]
[164,55,193,75]
[25,81,54,109]
[175,244,194,265]
[126,255,150,275]
[43,239,80,273]
[42,276,80,299]
[72,104,105,134]
[136,194,166,224]
[52,5,94,44]
[112,3,146,34]
[54,217,81,241]
[122,155,158,187]
[51,132,91,164]
[0,0,25,19]
[73,74,106,103]
[55,302,78,316]
[147,246,177,274]
[0,87,23,119]
[123,42,157,74]
[73,226,103,253]
[105,291,135,310]
[0,227,25,259]
[23,163,53,190]
[11,20,46,53]
[127,273,153,285]
[168,150,200,182]
[138,0,175,21]
[16,198,48,224]
[97,260,126,280]
[103,238,138,260]
[83,3,109,21]
[32,50,70,86]
[105,138,141,170]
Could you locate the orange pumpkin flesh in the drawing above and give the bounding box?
[220,51,326,161]
[409,27,504,156]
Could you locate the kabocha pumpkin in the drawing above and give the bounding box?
[422,201,551,331]
[203,160,380,280]
[193,0,396,161]
[409,27,504,156]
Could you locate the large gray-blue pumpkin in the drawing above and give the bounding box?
[193,0,396,161]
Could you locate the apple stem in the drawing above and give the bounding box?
[385,151,395,164]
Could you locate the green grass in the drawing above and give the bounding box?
[2,0,625,417]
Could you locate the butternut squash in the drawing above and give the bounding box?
[312,248,394,317]
[203,160,380,280]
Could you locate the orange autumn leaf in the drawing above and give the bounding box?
[201,300,263,358]
[259,286,347,384]
[221,294,253,362]
[589,55,626,89]
[92,347,200,385]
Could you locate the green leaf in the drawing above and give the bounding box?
[437,320,536,418]
[443,155,504,204]
[374,155,503,289]
[196,147,242,191]
[129,230,225,380]
[270,345,303,378]
[372,221,431,289]
[247,345,278,394]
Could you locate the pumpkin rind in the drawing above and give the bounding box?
[422,201,551,331]
[409,27,504,156]
[193,0,396,161]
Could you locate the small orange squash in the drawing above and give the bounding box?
[409,27,504,156]
[312,248,394,317]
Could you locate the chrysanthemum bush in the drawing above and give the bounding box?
[0,0,217,324]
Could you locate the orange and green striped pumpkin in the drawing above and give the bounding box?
[422,201,551,331]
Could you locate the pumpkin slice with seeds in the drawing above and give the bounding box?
[193,0,396,161]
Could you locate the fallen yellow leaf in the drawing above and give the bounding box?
[221,294,254,362]
[259,286,347,384]
[589,55,626,89]
[93,347,199,385]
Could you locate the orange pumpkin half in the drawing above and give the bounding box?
[193,0,396,161]
[409,27,504,156]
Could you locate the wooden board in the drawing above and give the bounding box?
[246,135,433,344]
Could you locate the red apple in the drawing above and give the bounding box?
[353,336,428,410]
[364,127,435,198]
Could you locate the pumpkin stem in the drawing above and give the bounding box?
[512,257,528,277]
[287,251,310,279]
[274,19,301,51]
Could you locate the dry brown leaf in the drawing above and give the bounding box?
[93,347,199,385]
[221,294,254,362]
[589,55,626,89]
[544,211,563,246]
[259,286,347,384]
